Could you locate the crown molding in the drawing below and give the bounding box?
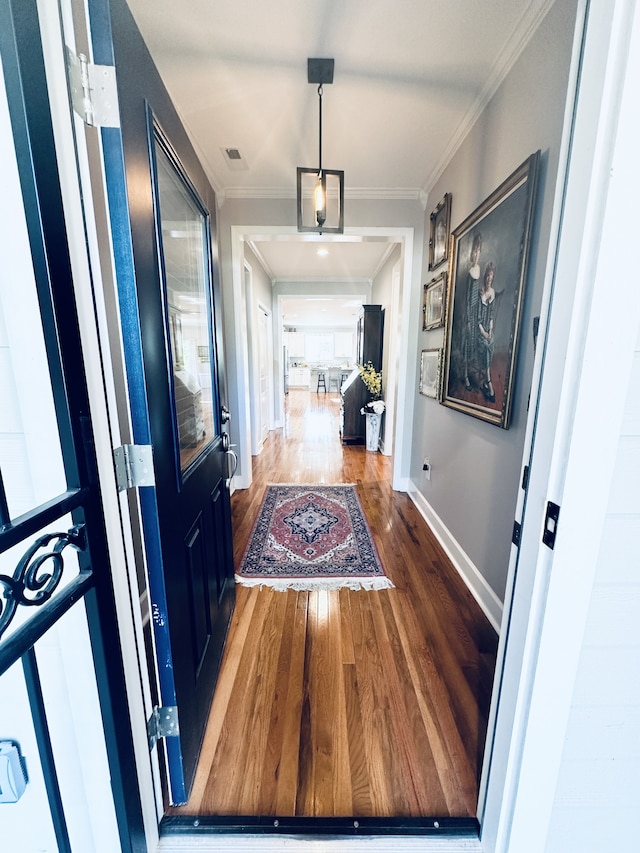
[224,186,423,202]
[273,275,373,285]
[421,0,556,194]
[371,242,399,281]
[245,240,275,281]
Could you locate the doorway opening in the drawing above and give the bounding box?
[229,227,416,493]
[163,389,498,827]
[157,223,497,830]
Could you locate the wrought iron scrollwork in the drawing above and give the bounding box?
[0,524,87,641]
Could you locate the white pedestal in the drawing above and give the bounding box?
[365,413,381,451]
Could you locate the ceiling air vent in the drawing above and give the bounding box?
[221,147,248,171]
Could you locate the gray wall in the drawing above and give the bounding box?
[411,0,578,601]
[273,279,371,304]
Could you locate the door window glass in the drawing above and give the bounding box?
[154,140,217,475]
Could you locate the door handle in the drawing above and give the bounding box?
[221,432,230,451]
[225,448,238,484]
[221,405,230,425]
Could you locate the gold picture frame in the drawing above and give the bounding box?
[440,152,539,428]
[422,272,447,331]
[428,192,451,271]
[419,349,441,398]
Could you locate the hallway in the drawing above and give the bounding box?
[169,390,498,819]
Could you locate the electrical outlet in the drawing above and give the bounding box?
[423,457,431,480]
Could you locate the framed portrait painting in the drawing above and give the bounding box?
[440,152,539,428]
[428,192,451,271]
[419,349,441,398]
[423,272,447,331]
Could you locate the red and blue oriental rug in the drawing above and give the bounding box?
[235,484,393,591]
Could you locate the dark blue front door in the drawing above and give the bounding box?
[91,0,235,803]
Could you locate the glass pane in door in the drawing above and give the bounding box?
[154,140,216,475]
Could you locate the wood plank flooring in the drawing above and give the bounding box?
[170,389,498,818]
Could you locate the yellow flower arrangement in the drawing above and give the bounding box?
[358,362,384,412]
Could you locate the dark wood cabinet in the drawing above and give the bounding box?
[341,305,384,444]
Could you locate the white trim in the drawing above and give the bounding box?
[246,239,275,281]
[230,229,253,489]
[259,301,276,432]
[273,275,374,285]
[225,187,423,201]
[37,1,160,847]
[371,242,400,282]
[231,226,417,492]
[481,2,640,851]
[244,260,261,457]
[407,482,503,633]
[379,259,402,457]
[421,0,557,193]
[157,836,483,852]
[499,2,640,850]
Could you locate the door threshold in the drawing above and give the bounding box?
[158,817,482,852]
[160,814,480,837]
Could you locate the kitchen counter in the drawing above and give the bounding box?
[310,367,352,392]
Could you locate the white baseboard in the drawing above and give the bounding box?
[407,480,503,633]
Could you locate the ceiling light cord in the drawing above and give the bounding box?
[317,83,323,176]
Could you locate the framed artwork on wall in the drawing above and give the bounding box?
[440,151,540,428]
[428,192,451,270]
[419,348,441,398]
[423,272,447,331]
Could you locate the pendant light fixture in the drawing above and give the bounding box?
[297,58,344,234]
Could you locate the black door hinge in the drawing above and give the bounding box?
[521,464,530,490]
[512,520,522,547]
[542,501,560,549]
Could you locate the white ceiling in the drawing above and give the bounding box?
[281,295,365,328]
[126,0,550,290]
[249,237,396,281]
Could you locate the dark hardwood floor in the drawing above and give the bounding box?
[170,389,498,818]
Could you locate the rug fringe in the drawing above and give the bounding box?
[234,574,394,592]
[266,482,356,487]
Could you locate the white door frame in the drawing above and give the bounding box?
[230,226,416,491]
[381,259,403,456]
[243,260,260,456]
[257,300,275,435]
[481,1,640,850]
[35,0,161,847]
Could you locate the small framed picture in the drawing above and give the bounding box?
[428,192,451,271]
[419,348,441,398]
[423,272,447,331]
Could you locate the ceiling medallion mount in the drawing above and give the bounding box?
[297,58,344,235]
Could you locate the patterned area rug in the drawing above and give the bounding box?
[236,484,393,591]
